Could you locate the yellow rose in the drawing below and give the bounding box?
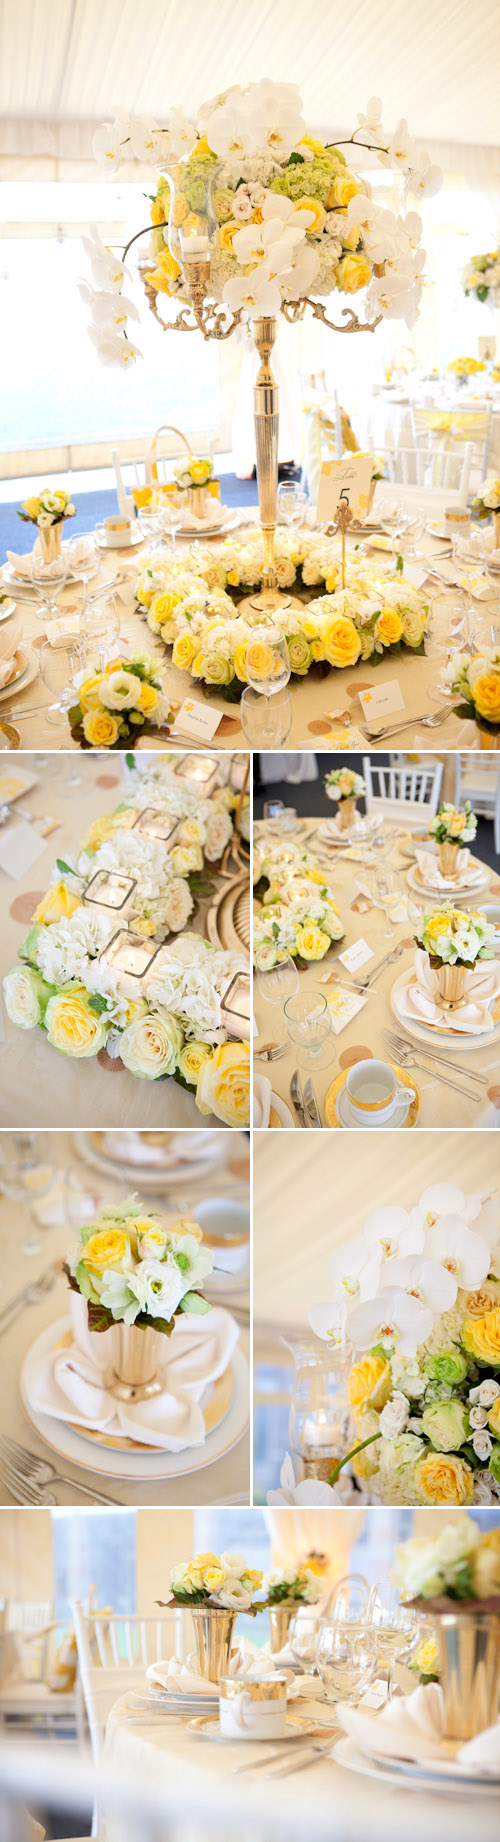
[125,998,149,1025]
[375,608,404,647]
[463,1307,500,1366]
[473,1529,500,1598]
[300,615,320,641]
[424,913,453,949]
[298,134,326,156]
[22,496,41,518]
[83,812,135,851]
[33,882,81,925]
[178,1040,213,1085]
[203,1567,225,1591]
[327,173,359,209]
[78,675,103,713]
[156,248,181,284]
[448,811,466,838]
[170,844,203,875]
[82,1228,130,1273]
[233,640,249,682]
[171,192,189,227]
[351,1407,384,1480]
[323,616,361,669]
[220,221,241,253]
[129,916,156,937]
[191,136,215,162]
[336,252,372,294]
[487,1398,500,1439]
[172,633,197,670]
[458,1281,500,1319]
[312,637,324,661]
[244,641,277,681]
[149,590,183,627]
[471,672,500,725]
[190,459,212,484]
[150,198,165,226]
[292,196,326,235]
[137,681,158,715]
[415,1452,474,1505]
[82,709,121,748]
[45,985,108,1058]
[348,1354,392,1414]
[195,1552,219,1567]
[226,569,240,586]
[335,212,362,250]
[325,574,339,593]
[295,924,330,960]
[196,1042,250,1128]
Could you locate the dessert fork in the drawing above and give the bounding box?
[381,1031,482,1101]
[0,1435,118,1505]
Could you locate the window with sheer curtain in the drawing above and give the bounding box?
[51,1508,137,1621]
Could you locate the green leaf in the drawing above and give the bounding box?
[56,858,74,877]
[134,1310,175,1337]
[396,553,403,575]
[272,921,280,938]
[125,753,136,769]
[87,993,110,1016]
[477,284,489,301]
[179,1292,211,1315]
[288,151,305,164]
[87,1299,116,1334]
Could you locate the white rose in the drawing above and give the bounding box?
[163,879,194,932]
[469,1405,488,1429]
[402,606,425,648]
[379,1390,410,1438]
[37,511,54,527]
[99,670,141,711]
[119,1008,183,1079]
[204,810,233,861]
[3,965,48,1029]
[471,1379,500,1408]
[472,1430,493,1460]
[254,942,278,971]
[170,845,204,876]
[177,818,206,847]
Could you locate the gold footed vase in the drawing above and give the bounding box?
[435,963,468,1011]
[107,1323,166,1402]
[438,840,460,878]
[190,1606,236,1682]
[38,522,63,565]
[477,726,500,751]
[434,1608,500,1740]
[339,797,356,831]
[268,1604,296,1654]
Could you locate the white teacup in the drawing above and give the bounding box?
[219,1674,289,1740]
[345,1058,415,1123]
[194,1198,250,1274]
[96,518,135,548]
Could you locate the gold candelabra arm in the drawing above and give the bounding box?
[140,261,242,340]
[281,298,383,335]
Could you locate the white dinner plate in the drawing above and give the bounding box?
[176,509,242,539]
[20,1316,249,1482]
[72,1130,227,1190]
[334,1736,500,1797]
[407,858,490,901]
[0,599,17,624]
[188,1713,317,1742]
[0,648,39,702]
[427,520,457,543]
[269,1091,296,1129]
[390,966,500,1053]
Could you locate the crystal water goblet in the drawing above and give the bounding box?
[284,989,335,1072]
[316,1620,377,1706]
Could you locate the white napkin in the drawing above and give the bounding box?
[253,1070,272,1127]
[147,1644,276,1696]
[459,1723,500,1775]
[339,1682,447,1765]
[177,503,229,532]
[436,560,492,600]
[26,1291,239,1451]
[415,846,483,892]
[400,946,500,1034]
[0,654,17,687]
[5,536,90,580]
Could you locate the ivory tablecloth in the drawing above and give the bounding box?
[0,757,246,1128]
[254,819,500,1131]
[0,1131,250,1506]
[2,524,498,753]
[103,1691,500,1842]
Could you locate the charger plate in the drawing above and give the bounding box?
[0,648,39,702]
[206,874,251,953]
[407,858,490,900]
[21,1315,249,1481]
[334,1736,500,1797]
[325,1063,420,1129]
[390,966,500,1051]
[72,1129,226,1190]
[189,1713,318,1742]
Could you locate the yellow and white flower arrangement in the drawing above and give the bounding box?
[462,250,500,307]
[394,1519,500,1603]
[253,842,344,967]
[18,488,75,530]
[308,1179,500,1505]
[474,476,500,518]
[167,1553,263,1611]
[172,454,214,490]
[65,1198,213,1336]
[446,647,500,734]
[447,355,487,376]
[416,905,494,966]
[69,652,173,749]
[428,802,477,847]
[262,1566,322,1606]
[325,768,365,801]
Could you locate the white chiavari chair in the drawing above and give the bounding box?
[454,753,500,828]
[362,760,443,826]
[71,1603,184,1763]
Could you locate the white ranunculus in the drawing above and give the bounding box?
[216,1579,254,1610]
[163,879,194,932]
[379,1391,411,1438]
[129,1256,188,1320]
[99,670,141,711]
[204,809,233,861]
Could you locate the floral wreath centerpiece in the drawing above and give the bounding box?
[307,1180,500,1508]
[85,81,439,655]
[428,801,477,879]
[253,838,344,968]
[324,767,366,831]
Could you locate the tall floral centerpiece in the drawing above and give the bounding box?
[263,1564,322,1653]
[160,1553,263,1681]
[447,355,487,385]
[393,1519,500,1739]
[308,1179,500,1507]
[64,1198,213,1400]
[462,250,500,308]
[18,489,75,565]
[474,476,500,549]
[85,84,439,615]
[427,802,477,880]
[324,767,365,829]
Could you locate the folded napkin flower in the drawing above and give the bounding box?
[27,1291,239,1450]
[401,947,500,1034]
[146,1644,277,1695]
[339,1682,447,1765]
[0,654,18,687]
[415,847,482,892]
[459,1722,500,1775]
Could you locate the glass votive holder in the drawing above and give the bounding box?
[98,928,162,997]
[131,808,181,845]
[83,870,137,918]
[220,970,251,1040]
[173,754,220,795]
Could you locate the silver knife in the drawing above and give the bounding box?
[290,1069,308,1127]
[303,1078,322,1128]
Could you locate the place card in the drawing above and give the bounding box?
[0,819,48,881]
[316,457,373,524]
[171,697,223,742]
[403,563,429,590]
[358,679,405,724]
[325,985,368,1034]
[337,938,374,973]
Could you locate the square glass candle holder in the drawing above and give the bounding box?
[99,929,162,998]
[83,870,137,919]
[173,754,220,796]
[220,970,251,1041]
[131,807,180,845]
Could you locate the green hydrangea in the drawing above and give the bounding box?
[270,154,339,205]
[425,1349,469,1388]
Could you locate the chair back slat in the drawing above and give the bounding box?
[72,1603,181,1759]
[362,759,443,825]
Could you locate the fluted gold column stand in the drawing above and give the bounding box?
[247,316,300,614]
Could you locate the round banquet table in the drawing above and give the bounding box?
[0,754,247,1128]
[3,520,499,753]
[253,818,500,1131]
[103,1690,500,1842]
[0,1130,250,1506]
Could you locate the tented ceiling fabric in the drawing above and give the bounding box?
[2,0,500,174]
[253,1132,498,1329]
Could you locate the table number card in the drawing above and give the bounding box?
[358,679,406,724]
[316,456,373,525]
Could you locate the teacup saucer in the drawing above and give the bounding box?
[325,1063,420,1130]
[189,1713,317,1742]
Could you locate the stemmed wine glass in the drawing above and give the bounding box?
[284,989,335,1071]
[39,636,84,726]
[244,632,291,698]
[327,1575,371,1624]
[256,949,300,1009]
[0,1134,55,1259]
[277,483,308,529]
[240,687,292,747]
[373,869,402,937]
[316,1619,377,1707]
[67,532,99,592]
[159,491,185,548]
[30,549,69,623]
[367,1583,421,1702]
[80,593,121,671]
[288,1610,322,1670]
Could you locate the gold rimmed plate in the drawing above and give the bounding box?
[325,1063,420,1129]
[391,967,500,1052]
[188,1713,320,1742]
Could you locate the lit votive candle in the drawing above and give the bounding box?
[83,870,137,919]
[131,808,180,845]
[174,755,219,795]
[99,928,162,998]
[220,970,251,1041]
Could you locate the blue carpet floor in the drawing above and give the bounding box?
[1,466,301,555]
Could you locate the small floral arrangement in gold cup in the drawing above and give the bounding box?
[18,488,76,530]
[445,648,500,740]
[69,653,173,749]
[428,802,477,848]
[447,356,486,376]
[162,1553,263,1612]
[262,1566,322,1605]
[64,1198,212,1337]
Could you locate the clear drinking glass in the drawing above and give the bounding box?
[67,532,99,589]
[284,989,335,1071]
[316,1620,377,1706]
[289,1611,322,1669]
[263,800,285,822]
[367,1584,421,1701]
[399,512,426,563]
[30,550,69,621]
[256,950,300,1008]
[39,636,84,725]
[373,869,402,937]
[245,633,291,697]
[159,491,185,547]
[327,1576,371,1624]
[240,686,292,746]
[277,483,308,528]
[80,594,121,670]
[0,1134,55,1258]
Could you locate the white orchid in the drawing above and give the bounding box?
[231,216,303,274]
[362,1204,424,1263]
[411,1183,483,1233]
[356,97,386,148]
[169,109,197,161]
[79,284,140,331]
[388,1254,459,1315]
[348,1286,433,1357]
[424,1215,491,1290]
[82,229,130,293]
[282,242,320,300]
[328,1235,380,1303]
[308,1298,348,1346]
[222,268,283,317]
[260,195,316,234]
[88,327,141,367]
[267,1453,362,1506]
[92,111,129,171]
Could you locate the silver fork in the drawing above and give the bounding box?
[382,1027,489,1088]
[1,1457,57,1507]
[0,1436,118,1506]
[349,940,406,990]
[362,709,450,741]
[382,1031,482,1101]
